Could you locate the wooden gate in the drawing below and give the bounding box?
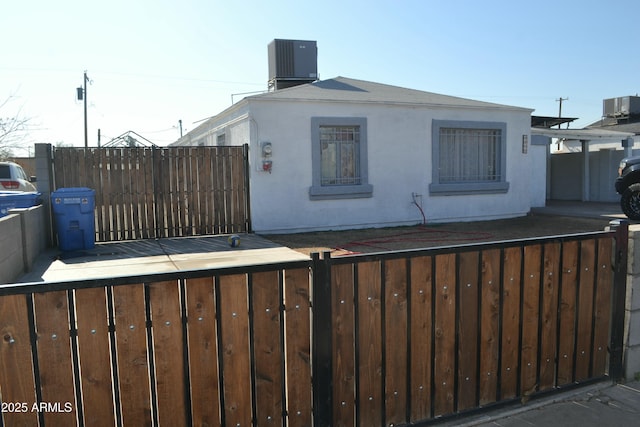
[312,223,629,426]
[53,145,250,241]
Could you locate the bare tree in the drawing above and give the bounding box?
[0,93,32,159]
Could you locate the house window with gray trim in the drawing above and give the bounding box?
[310,117,373,199]
[430,120,509,195]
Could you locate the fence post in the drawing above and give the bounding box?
[609,219,629,382]
[312,252,333,426]
[242,143,252,233]
[34,143,55,247]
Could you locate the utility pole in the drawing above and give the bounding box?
[77,71,91,147]
[556,97,568,128]
[179,119,183,138]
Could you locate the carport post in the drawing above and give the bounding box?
[581,139,590,201]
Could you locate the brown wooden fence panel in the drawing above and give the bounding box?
[284,268,313,427]
[0,294,39,427]
[219,274,252,427]
[576,239,596,382]
[75,287,116,427]
[113,283,153,426]
[185,276,221,425]
[384,258,408,425]
[149,280,188,426]
[357,261,383,426]
[33,290,78,426]
[558,240,579,385]
[540,243,561,391]
[500,247,522,400]
[457,251,479,411]
[332,263,356,427]
[521,245,542,397]
[409,256,433,421]
[593,237,614,376]
[252,271,284,424]
[479,248,500,406]
[53,146,250,242]
[433,253,456,417]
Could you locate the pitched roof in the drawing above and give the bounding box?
[248,76,531,112]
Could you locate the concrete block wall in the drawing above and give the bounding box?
[0,205,47,284]
[625,224,640,380]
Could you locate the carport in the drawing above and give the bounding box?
[532,127,635,201]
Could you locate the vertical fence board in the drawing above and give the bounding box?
[521,245,541,397]
[185,276,221,426]
[0,294,39,426]
[143,148,155,239]
[163,148,173,237]
[500,247,522,399]
[196,147,207,235]
[332,264,355,427]
[434,253,456,416]
[176,148,187,236]
[539,243,561,391]
[94,149,106,242]
[149,280,188,426]
[232,149,244,232]
[113,284,152,426]
[593,237,613,376]
[356,261,383,426]
[557,241,579,385]
[33,290,78,426]
[284,268,313,427]
[251,271,284,424]
[219,274,252,427]
[384,258,408,426]
[128,149,140,239]
[75,287,116,427]
[409,256,433,421]
[576,240,596,381]
[223,148,234,234]
[457,251,479,411]
[479,249,500,405]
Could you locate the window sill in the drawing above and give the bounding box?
[429,182,509,196]
[309,184,373,200]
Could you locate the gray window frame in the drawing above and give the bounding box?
[430,119,509,195]
[309,117,373,200]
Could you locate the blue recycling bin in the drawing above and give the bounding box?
[51,187,96,251]
[0,191,42,217]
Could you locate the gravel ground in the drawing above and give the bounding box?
[264,214,614,256]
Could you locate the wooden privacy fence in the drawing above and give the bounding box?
[0,261,312,427]
[312,223,628,426]
[53,145,251,241]
[0,223,628,426]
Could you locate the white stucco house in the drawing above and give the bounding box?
[172,76,541,234]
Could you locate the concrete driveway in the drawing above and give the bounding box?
[17,233,310,283]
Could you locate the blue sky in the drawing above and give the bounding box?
[2,0,639,153]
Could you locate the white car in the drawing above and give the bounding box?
[0,161,37,192]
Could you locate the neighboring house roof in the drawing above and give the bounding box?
[531,127,634,141]
[247,76,533,112]
[586,116,640,135]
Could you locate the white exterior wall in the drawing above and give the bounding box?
[238,99,533,234]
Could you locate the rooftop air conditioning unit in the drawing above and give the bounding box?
[268,39,317,90]
[603,96,640,118]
